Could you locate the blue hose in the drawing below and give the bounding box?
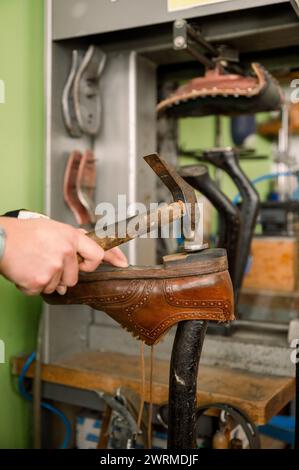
[232,171,295,205]
[18,351,72,449]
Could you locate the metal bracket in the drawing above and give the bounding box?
[73,45,107,136]
[173,19,242,74]
[173,19,216,69]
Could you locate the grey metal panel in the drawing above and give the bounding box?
[89,323,176,360]
[43,41,96,362]
[93,309,119,327]
[135,55,158,264]
[44,37,157,360]
[52,0,289,40]
[93,51,157,266]
[44,305,92,362]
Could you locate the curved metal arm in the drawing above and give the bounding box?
[180,165,241,293]
[201,149,260,292]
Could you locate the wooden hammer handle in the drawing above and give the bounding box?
[77,200,185,263]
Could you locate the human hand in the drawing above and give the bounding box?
[0,217,128,296]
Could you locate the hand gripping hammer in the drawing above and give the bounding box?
[78,153,205,261]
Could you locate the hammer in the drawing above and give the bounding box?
[78,153,205,261]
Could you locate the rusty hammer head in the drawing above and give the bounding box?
[143,153,207,251]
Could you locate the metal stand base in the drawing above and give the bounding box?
[167,320,208,449]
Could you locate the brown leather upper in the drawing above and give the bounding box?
[43,248,234,345]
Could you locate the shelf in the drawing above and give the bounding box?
[12,350,295,425]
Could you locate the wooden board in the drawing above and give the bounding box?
[257,103,299,139]
[12,351,295,425]
[243,237,299,292]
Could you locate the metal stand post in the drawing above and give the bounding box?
[167,320,208,449]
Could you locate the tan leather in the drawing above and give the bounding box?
[63,150,91,225]
[76,149,97,224]
[157,63,283,118]
[43,248,234,345]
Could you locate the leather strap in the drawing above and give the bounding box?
[137,341,145,433]
[147,346,154,449]
[76,149,97,225]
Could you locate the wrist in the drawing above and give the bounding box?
[0,226,6,264]
[0,217,20,273]
[0,218,14,272]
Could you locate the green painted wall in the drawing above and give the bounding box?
[0,0,44,448]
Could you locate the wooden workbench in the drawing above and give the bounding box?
[12,351,295,425]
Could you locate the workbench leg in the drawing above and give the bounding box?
[167,320,208,449]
